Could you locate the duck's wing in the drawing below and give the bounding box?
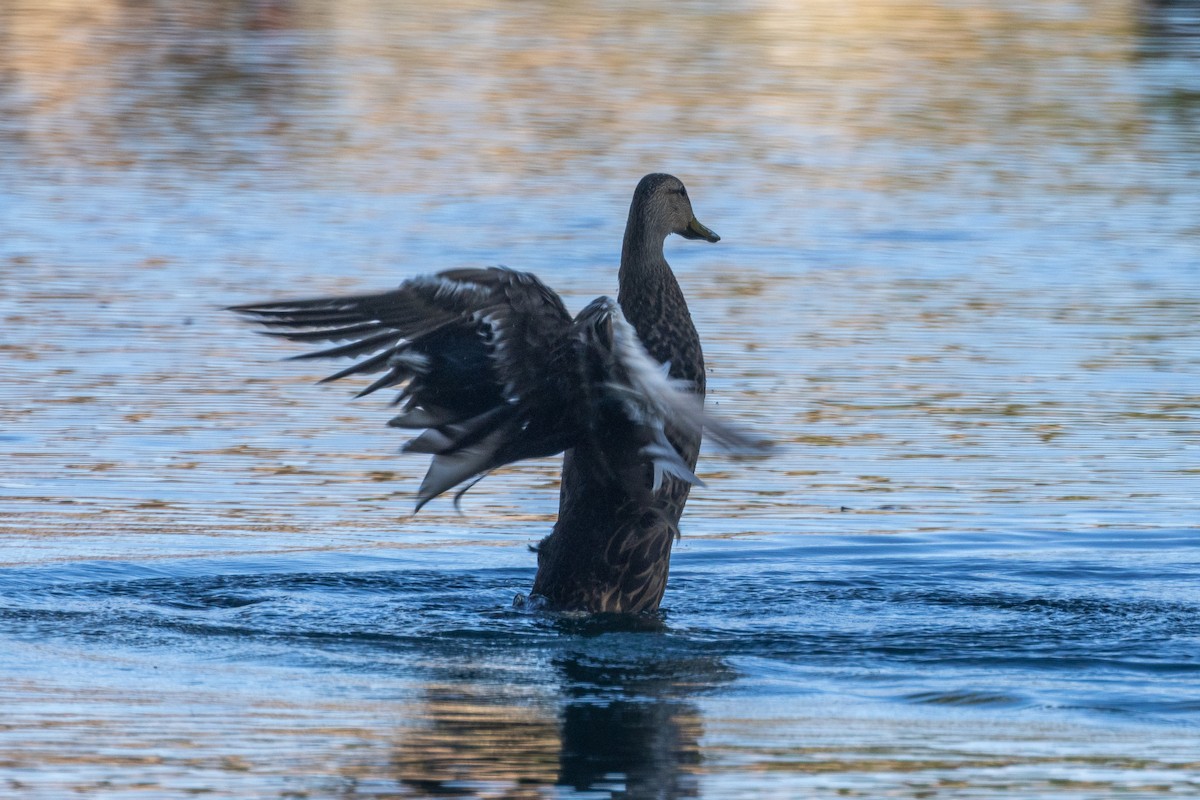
[231,269,768,510]
[231,267,582,508]
[570,297,770,501]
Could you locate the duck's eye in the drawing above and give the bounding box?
[676,187,688,197]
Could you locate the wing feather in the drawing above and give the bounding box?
[231,270,768,511]
[571,297,770,500]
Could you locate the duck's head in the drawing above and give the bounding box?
[631,173,720,244]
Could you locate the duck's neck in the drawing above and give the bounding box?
[618,208,669,290]
[616,217,703,392]
[617,216,675,337]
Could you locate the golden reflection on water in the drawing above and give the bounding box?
[0,0,1170,193]
[387,686,561,798]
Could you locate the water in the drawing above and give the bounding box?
[2,0,1199,796]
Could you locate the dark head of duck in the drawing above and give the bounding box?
[620,173,720,270]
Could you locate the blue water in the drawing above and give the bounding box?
[2,530,1198,796]
[2,1,1199,797]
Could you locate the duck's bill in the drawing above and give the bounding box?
[680,217,720,242]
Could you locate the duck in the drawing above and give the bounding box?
[231,173,767,614]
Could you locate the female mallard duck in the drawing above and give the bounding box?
[232,173,765,614]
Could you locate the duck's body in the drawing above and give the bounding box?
[232,174,760,614]
[533,176,709,612]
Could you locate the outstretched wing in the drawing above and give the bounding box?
[231,267,578,508]
[231,268,768,510]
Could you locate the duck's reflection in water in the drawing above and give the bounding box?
[387,643,734,798]
[554,652,731,798]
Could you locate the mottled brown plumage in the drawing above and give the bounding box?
[532,173,714,613]
[231,174,764,614]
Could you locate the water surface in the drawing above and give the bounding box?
[1,1,1199,797]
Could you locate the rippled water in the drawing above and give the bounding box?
[2,1,1199,797]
